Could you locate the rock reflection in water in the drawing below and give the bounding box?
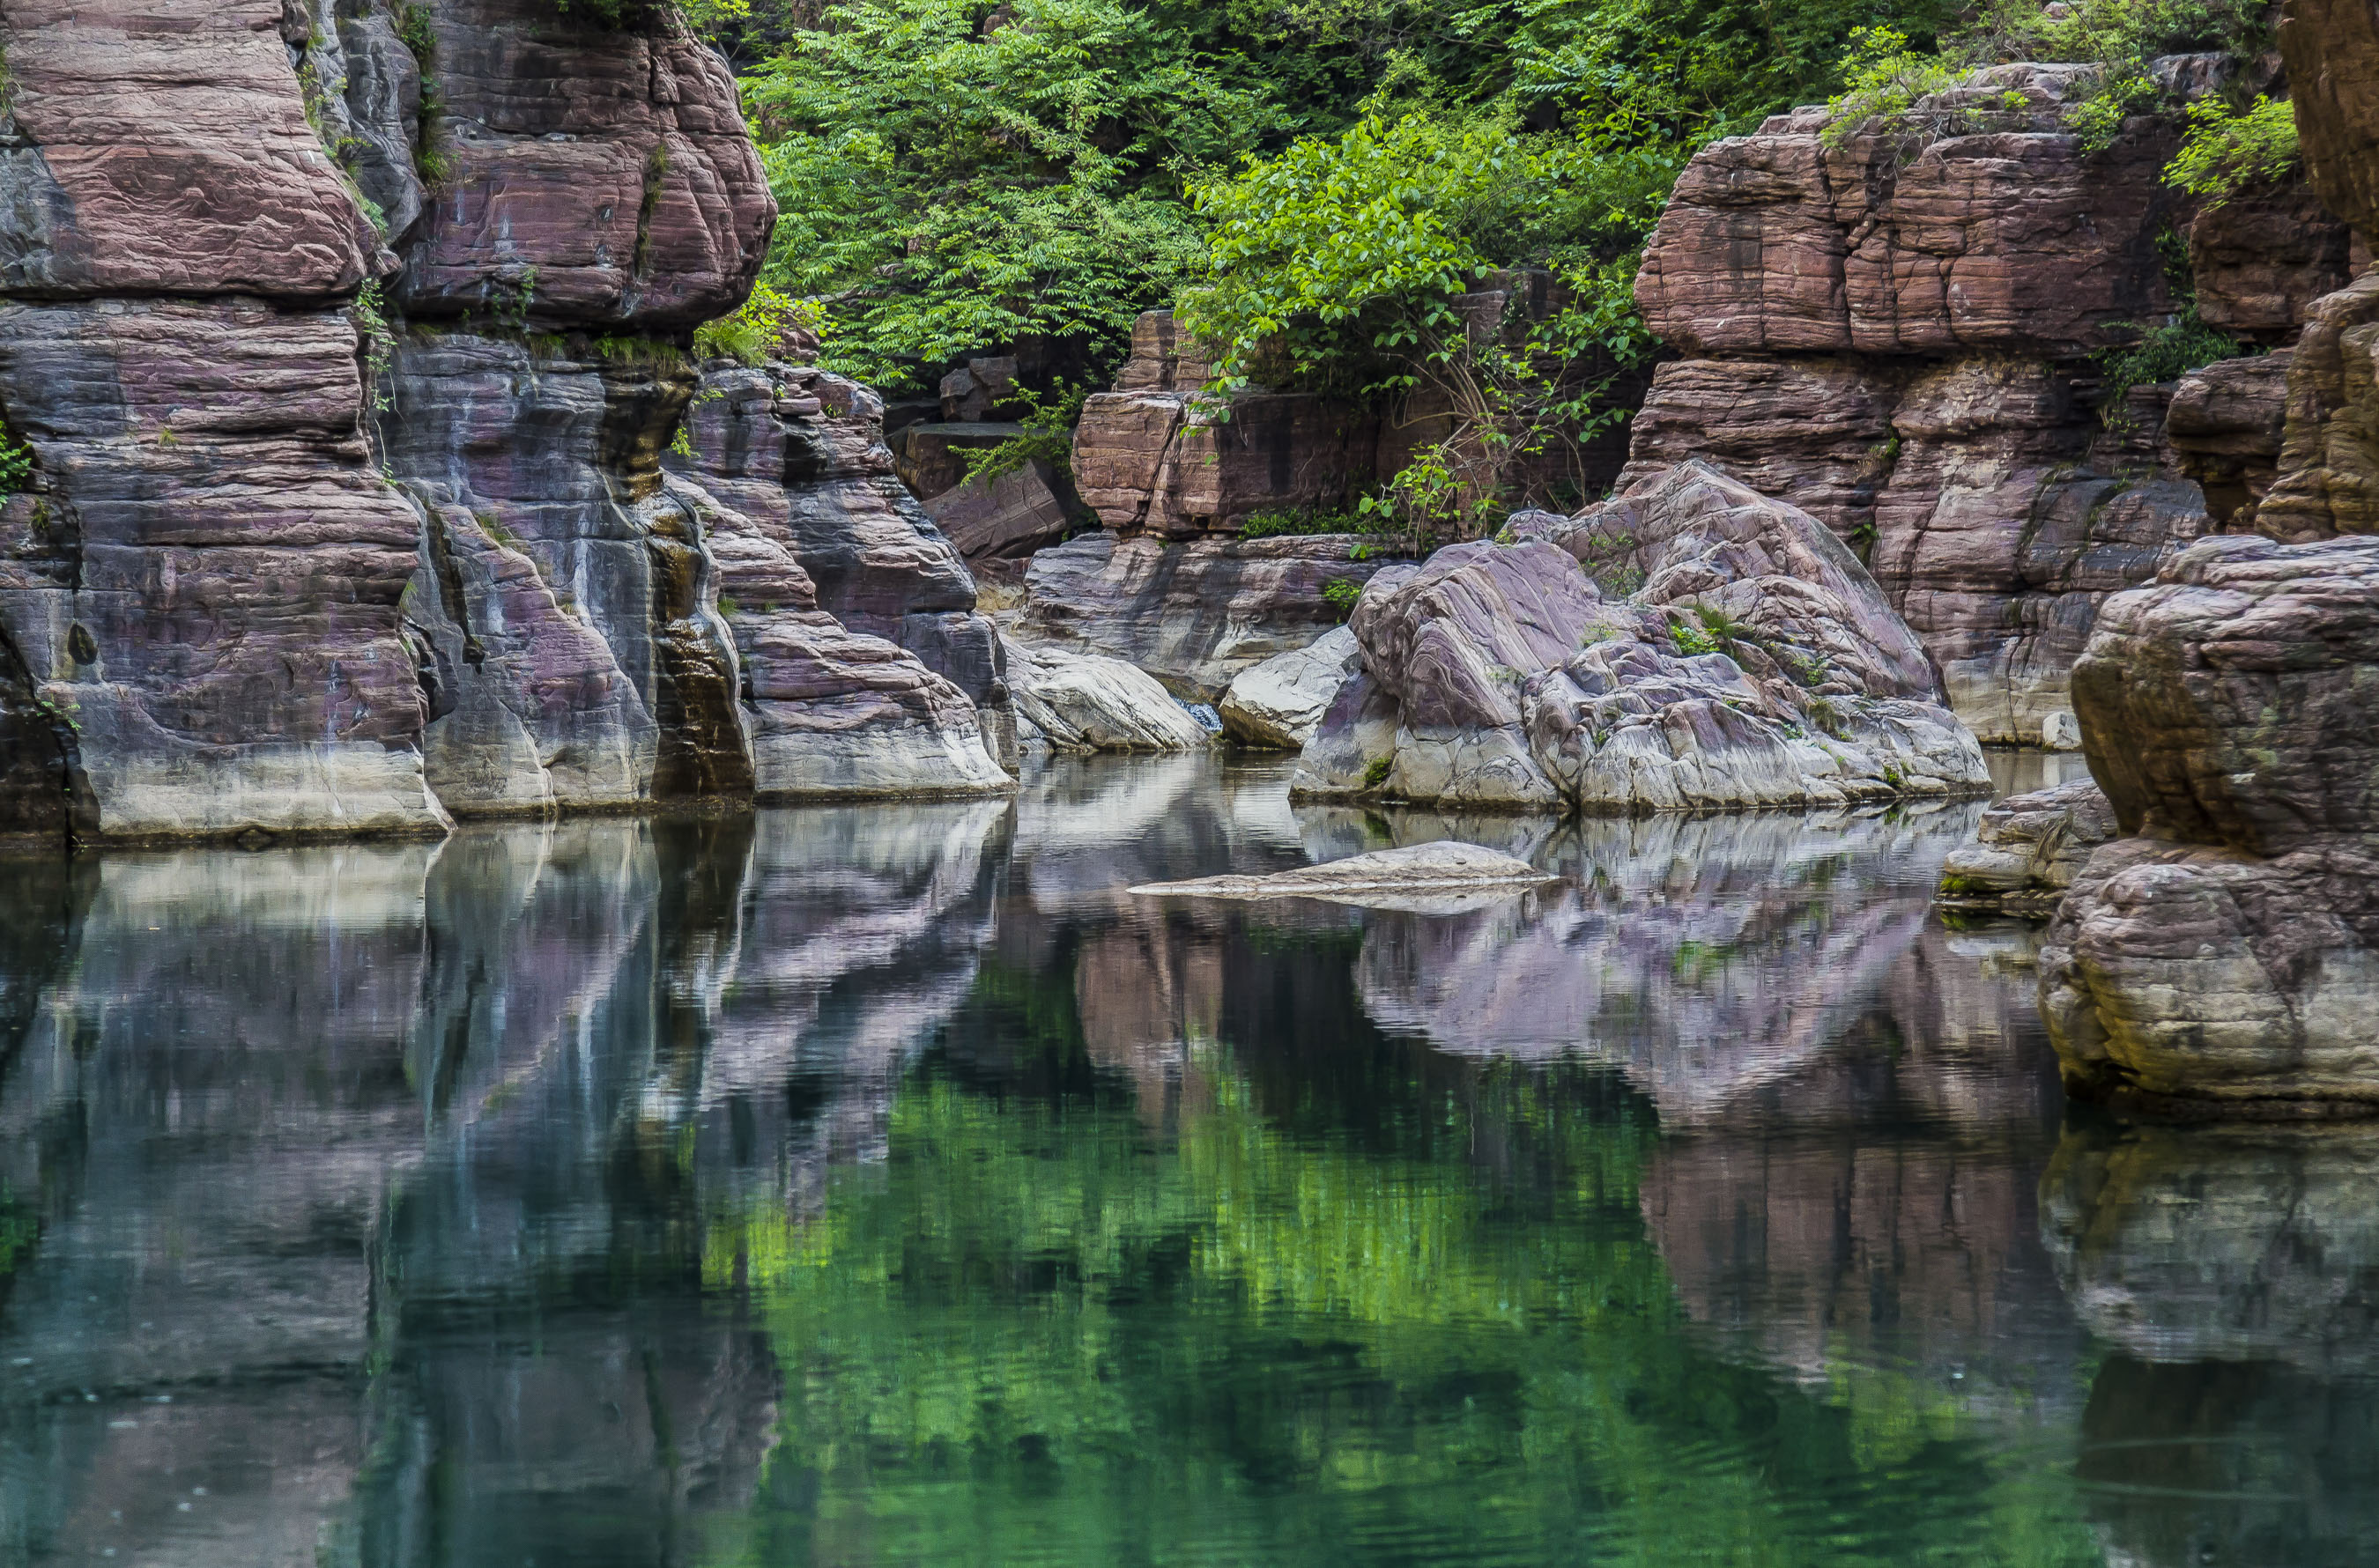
[2044,1119,2379,1567]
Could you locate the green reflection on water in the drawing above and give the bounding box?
[701,979,2096,1568]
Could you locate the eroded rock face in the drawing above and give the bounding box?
[1009,529,1385,699]
[1219,625,1362,750]
[2258,272,2379,543]
[1293,462,1990,811]
[663,360,1012,793]
[0,0,1033,837]
[1617,61,2347,743]
[1936,780,2118,915]
[2280,0,2379,243]
[2042,535,2379,1109]
[1002,637,1214,753]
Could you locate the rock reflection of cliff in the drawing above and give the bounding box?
[2043,1119,2379,1567]
[0,793,1017,1566]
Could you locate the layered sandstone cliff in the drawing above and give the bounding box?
[1626,60,2354,744]
[0,0,1010,847]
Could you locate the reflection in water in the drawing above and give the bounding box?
[0,758,2361,1564]
[2044,1120,2379,1567]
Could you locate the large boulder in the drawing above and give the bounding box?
[2257,272,2379,543]
[1936,780,2120,916]
[1001,638,1214,753]
[1293,462,1991,810]
[1218,625,1362,749]
[2042,535,2379,1109]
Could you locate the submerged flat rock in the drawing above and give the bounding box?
[1130,841,1555,906]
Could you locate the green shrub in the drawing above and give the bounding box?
[1323,579,1365,620]
[1240,507,1367,540]
[2166,93,2301,207]
[1360,755,1392,790]
[960,382,1089,487]
[0,428,32,494]
[693,284,825,365]
[2095,306,2244,426]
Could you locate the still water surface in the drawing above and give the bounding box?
[0,756,2361,1566]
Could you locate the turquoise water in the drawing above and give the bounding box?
[0,756,2360,1566]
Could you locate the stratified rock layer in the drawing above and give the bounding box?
[2042,535,2379,1109]
[1293,462,1990,811]
[1619,61,2350,743]
[1936,780,2118,916]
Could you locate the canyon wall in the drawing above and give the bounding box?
[2037,0,2379,1108]
[0,0,1010,848]
[1626,59,2354,743]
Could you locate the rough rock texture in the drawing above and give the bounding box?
[1072,290,1638,537]
[1008,529,1388,699]
[1219,625,1362,749]
[1002,638,1215,753]
[2280,0,2379,243]
[2166,351,2294,530]
[1617,61,2346,743]
[0,0,1032,839]
[2257,271,2379,542]
[2042,534,2379,1108]
[1936,780,2119,915]
[1293,462,1990,810]
[664,363,1012,795]
[922,458,1081,561]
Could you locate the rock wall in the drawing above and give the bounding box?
[1624,61,2354,744]
[2037,5,2379,1111]
[0,0,1012,846]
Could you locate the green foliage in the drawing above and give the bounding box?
[1239,506,1368,540]
[1360,753,1393,788]
[2166,93,2301,207]
[2094,306,2244,427]
[397,2,435,59]
[960,381,1090,485]
[1322,578,1366,619]
[1821,26,2018,151]
[0,427,31,494]
[745,0,1288,391]
[693,283,825,365]
[352,279,396,412]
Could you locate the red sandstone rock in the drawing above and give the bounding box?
[2258,272,2379,542]
[2167,351,2294,529]
[2279,0,2379,242]
[2190,181,2357,343]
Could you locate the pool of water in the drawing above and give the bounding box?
[0,755,2365,1567]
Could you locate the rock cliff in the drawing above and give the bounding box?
[0,0,1010,847]
[2035,4,2379,1111]
[1625,60,2353,744]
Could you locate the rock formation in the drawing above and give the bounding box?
[2040,533,2379,1109]
[1293,462,1990,811]
[1130,840,1555,906]
[1002,637,1215,753]
[1219,625,1364,749]
[0,0,1012,848]
[1624,60,2353,743]
[1007,529,1385,699]
[1936,779,2119,916]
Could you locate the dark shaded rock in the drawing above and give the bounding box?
[2166,351,2294,530]
[2280,0,2379,243]
[922,458,1082,561]
[2189,180,2358,343]
[1936,779,2118,915]
[1010,529,1386,699]
[894,420,1025,502]
[1294,461,1990,810]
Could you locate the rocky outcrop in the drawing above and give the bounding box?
[2257,270,2379,542]
[1218,625,1362,749]
[1071,286,1639,538]
[0,0,1024,843]
[1936,779,2119,916]
[1293,462,1990,811]
[1002,637,1214,753]
[1621,61,2350,744]
[2280,0,2379,244]
[2041,533,2379,1109]
[1130,840,1554,906]
[1008,529,1387,699]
